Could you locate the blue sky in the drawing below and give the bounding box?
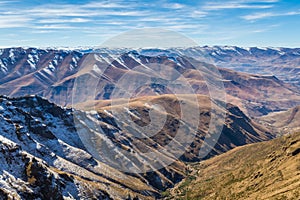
[0,0,299,47]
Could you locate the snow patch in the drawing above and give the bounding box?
[43,62,56,75]
[0,59,8,74]
[124,107,141,120]
[9,49,15,63]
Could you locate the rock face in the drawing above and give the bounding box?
[0,95,158,200]
[0,95,273,199]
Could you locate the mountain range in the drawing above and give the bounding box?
[1,47,300,117]
[0,46,299,199]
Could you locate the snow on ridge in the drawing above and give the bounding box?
[43,61,56,76]
[69,54,81,71]
[256,47,268,51]
[222,46,237,51]
[268,47,283,51]
[72,57,77,66]
[52,55,59,66]
[9,49,14,57]
[127,53,151,69]
[27,60,36,70]
[137,48,179,57]
[124,107,141,120]
[0,59,8,74]
[48,62,56,71]
[8,49,16,63]
[27,54,38,70]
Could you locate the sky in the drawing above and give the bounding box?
[0,0,300,47]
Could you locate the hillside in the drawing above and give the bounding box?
[169,132,300,199]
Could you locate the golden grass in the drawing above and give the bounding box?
[169,132,300,200]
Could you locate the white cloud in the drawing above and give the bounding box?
[0,1,19,5]
[26,7,100,17]
[33,24,75,30]
[242,12,273,20]
[203,2,273,10]
[37,18,91,24]
[0,0,203,35]
[26,6,148,18]
[0,0,287,47]
[189,10,208,18]
[242,10,300,20]
[94,21,127,25]
[31,30,56,34]
[253,0,279,2]
[165,24,205,30]
[162,3,185,9]
[82,2,130,8]
[229,0,279,3]
[134,17,185,24]
[0,15,32,28]
[252,29,268,33]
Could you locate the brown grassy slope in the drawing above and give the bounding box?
[169,132,300,200]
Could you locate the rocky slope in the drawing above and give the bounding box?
[169,131,300,200]
[0,95,158,200]
[0,94,273,199]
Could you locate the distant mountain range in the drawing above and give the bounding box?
[2,46,299,85]
[0,47,300,117]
